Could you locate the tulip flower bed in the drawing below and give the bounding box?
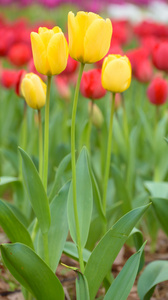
[1,3,168,300]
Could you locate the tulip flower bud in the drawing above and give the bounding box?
[31,26,68,75]
[101,54,132,93]
[88,101,104,128]
[68,11,112,64]
[147,76,168,106]
[80,69,106,100]
[21,73,46,109]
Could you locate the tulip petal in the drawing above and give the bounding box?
[39,30,54,50]
[68,11,84,62]
[84,18,112,63]
[68,11,100,63]
[102,59,131,93]
[47,33,68,75]
[52,26,62,34]
[31,32,48,75]
[21,78,37,109]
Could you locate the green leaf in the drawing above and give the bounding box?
[48,153,71,202]
[138,260,168,300]
[63,241,91,263]
[19,147,50,234]
[67,147,93,248]
[104,243,146,300]
[87,152,105,222]
[0,176,19,185]
[38,182,70,272]
[76,272,90,300]
[112,164,132,213]
[151,197,168,235]
[1,243,64,300]
[145,181,168,198]
[86,202,122,251]
[84,204,150,300]
[6,202,29,228]
[0,199,33,249]
[129,227,145,271]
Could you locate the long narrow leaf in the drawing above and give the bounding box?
[63,241,91,263]
[38,182,70,271]
[151,197,168,235]
[84,204,150,300]
[49,153,71,202]
[0,199,33,249]
[19,147,50,234]
[138,260,168,300]
[104,243,146,300]
[1,243,64,300]
[76,272,90,300]
[67,147,93,248]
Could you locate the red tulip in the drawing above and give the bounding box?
[80,69,106,100]
[15,69,27,96]
[147,77,168,106]
[112,20,132,45]
[0,27,14,56]
[1,69,19,89]
[140,36,158,56]
[152,41,168,72]
[7,42,32,67]
[134,20,168,39]
[126,47,149,74]
[134,58,153,83]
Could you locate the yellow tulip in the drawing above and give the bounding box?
[31,27,68,76]
[101,54,132,93]
[68,11,112,64]
[21,73,46,109]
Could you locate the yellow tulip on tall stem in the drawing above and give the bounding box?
[68,10,112,272]
[101,54,132,232]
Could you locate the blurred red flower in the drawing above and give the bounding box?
[147,76,168,106]
[126,47,149,74]
[0,69,19,88]
[55,75,71,101]
[15,69,27,96]
[80,69,106,100]
[7,42,32,67]
[112,19,132,45]
[152,41,168,72]
[134,21,168,39]
[134,58,153,83]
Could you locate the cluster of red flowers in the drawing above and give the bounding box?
[128,20,168,105]
[1,16,168,106]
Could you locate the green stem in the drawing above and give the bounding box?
[38,110,43,179]
[121,93,129,150]
[43,76,52,191]
[102,93,116,218]
[31,219,38,243]
[19,102,27,180]
[71,62,85,273]
[42,232,49,266]
[86,100,94,152]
